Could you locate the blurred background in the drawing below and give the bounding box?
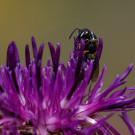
[0,1,135,134]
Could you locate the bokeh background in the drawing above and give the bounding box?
[0,1,135,134]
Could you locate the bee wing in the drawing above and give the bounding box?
[92,63,99,82]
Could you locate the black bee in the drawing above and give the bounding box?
[69,28,99,82]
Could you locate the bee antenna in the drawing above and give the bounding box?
[69,28,80,39]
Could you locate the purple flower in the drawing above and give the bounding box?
[0,36,135,135]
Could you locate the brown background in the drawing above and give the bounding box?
[0,1,135,134]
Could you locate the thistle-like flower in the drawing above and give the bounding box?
[0,37,135,135]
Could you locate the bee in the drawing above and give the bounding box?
[69,28,99,82]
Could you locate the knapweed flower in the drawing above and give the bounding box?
[0,36,135,135]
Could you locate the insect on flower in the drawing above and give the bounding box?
[69,28,100,82]
[0,35,134,135]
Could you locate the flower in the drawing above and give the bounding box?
[0,36,135,135]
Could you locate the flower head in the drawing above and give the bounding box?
[0,37,135,135]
